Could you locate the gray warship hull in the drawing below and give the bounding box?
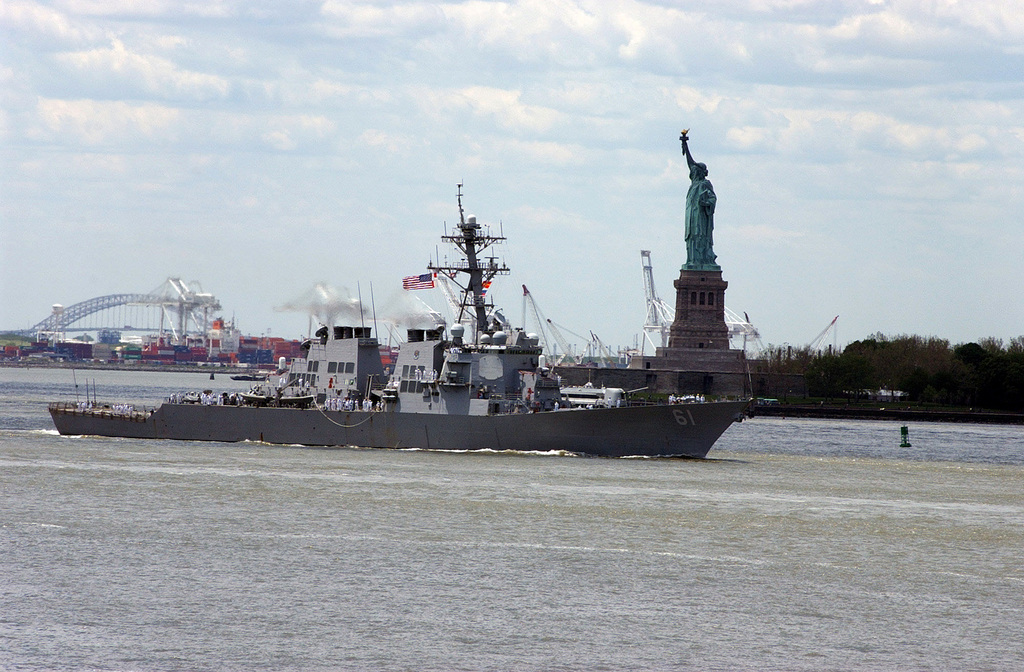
[49,400,748,458]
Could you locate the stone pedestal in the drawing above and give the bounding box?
[629,268,747,395]
[668,269,730,350]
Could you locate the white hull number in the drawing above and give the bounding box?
[672,408,697,426]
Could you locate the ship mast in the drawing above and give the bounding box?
[428,184,509,341]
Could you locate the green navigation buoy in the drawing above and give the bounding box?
[900,425,911,448]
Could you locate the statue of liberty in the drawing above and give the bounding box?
[680,130,719,270]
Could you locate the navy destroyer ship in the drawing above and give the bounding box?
[50,188,748,458]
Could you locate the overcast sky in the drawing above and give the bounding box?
[2,0,1022,353]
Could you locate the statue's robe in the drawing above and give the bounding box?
[685,176,717,267]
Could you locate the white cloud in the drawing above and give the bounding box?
[612,7,654,61]
[153,34,190,50]
[423,86,560,133]
[308,79,358,102]
[53,0,235,19]
[828,10,931,43]
[672,86,725,115]
[262,130,296,151]
[216,112,337,152]
[32,98,180,145]
[57,38,230,101]
[443,0,606,64]
[358,129,415,153]
[500,138,584,166]
[930,0,1024,41]
[320,0,446,37]
[0,0,95,45]
[725,126,770,150]
[509,203,597,236]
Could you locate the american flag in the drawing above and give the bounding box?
[402,273,435,290]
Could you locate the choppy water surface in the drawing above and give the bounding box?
[2,367,1022,671]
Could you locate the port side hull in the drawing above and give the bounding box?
[49,401,748,458]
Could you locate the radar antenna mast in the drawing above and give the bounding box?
[428,185,509,341]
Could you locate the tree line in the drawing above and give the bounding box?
[762,334,1024,412]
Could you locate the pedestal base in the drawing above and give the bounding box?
[668,268,730,350]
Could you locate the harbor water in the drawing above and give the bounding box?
[2,367,1022,671]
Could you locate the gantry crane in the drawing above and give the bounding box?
[641,250,675,353]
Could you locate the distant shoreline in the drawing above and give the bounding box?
[749,404,1024,425]
[0,360,257,375]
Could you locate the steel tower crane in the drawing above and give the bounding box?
[590,331,618,368]
[725,307,764,355]
[149,277,221,343]
[544,319,582,365]
[522,285,603,365]
[547,319,615,367]
[640,250,675,353]
[520,285,553,356]
[810,315,840,354]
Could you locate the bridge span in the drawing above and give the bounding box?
[26,278,222,342]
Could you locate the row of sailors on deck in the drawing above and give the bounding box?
[77,401,137,414]
[323,396,377,412]
[668,394,706,404]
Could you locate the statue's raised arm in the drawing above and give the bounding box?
[680,129,696,170]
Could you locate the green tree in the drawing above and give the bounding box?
[806,354,844,399]
[900,366,931,400]
[839,353,874,400]
[805,351,874,400]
